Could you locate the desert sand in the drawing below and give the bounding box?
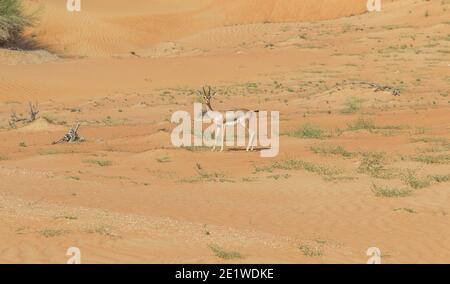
[0,0,449,263]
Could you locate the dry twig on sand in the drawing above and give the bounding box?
[9,102,39,128]
[359,81,401,96]
[53,122,85,144]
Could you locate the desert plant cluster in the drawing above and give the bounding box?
[0,0,32,45]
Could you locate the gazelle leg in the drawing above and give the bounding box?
[246,130,255,151]
[220,124,225,152]
[249,130,256,151]
[212,125,220,151]
[242,120,255,152]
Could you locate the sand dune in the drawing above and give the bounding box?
[27,0,368,57]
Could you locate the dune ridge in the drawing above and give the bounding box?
[26,0,368,57]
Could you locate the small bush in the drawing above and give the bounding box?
[0,0,33,44]
[358,152,394,179]
[287,124,325,139]
[402,170,431,189]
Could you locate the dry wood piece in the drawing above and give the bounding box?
[9,102,39,128]
[53,122,85,144]
[360,82,401,96]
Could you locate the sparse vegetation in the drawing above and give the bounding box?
[196,169,233,183]
[402,170,431,189]
[267,174,291,180]
[299,244,323,257]
[413,154,450,164]
[209,244,243,259]
[287,123,326,139]
[371,183,412,197]
[39,228,65,238]
[429,174,450,183]
[341,97,365,114]
[310,144,353,158]
[347,117,375,131]
[179,164,234,183]
[393,208,416,214]
[358,152,395,179]
[252,164,274,173]
[273,158,343,176]
[182,146,210,152]
[156,155,171,163]
[87,226,120,238]
[323,176,357,182]
[83,159,112,167]
[347,117,405,134]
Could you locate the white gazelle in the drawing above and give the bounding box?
[198,86,259,152]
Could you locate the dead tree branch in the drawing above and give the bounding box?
[53,122,85,144]
[27,102,39,122]
[359,81,401,96]
[9,102,39,128]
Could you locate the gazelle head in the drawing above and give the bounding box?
[197,85,216,106]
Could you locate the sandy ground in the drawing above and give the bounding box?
[0,0,449,263]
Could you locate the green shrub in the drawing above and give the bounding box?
[0,0,32,44]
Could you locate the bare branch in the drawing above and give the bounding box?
[9,102,39,128]
[359,81,400,96]
[27,101,39,122]
[53,122,85,144]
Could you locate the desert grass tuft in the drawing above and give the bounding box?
[347,117,375,131]
[371,183,412,197]
[402,170,431,189]
[39,228,66,238]
[83,159,112,167]
[299,244,323,257]
[341,97,365,114]
[209,244,243,260]
[358,152,396,179]
[429,174,450,183]
[272,159,343,176]
[287,123,326,139]
[412,154,450,164]
[310,144,353,158]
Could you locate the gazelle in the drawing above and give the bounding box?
[198,86,258,152]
